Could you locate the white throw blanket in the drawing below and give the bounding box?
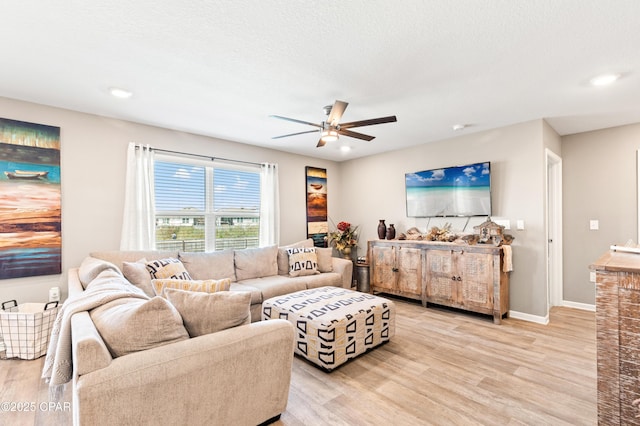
[42,270,148,395]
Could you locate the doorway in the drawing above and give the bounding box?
[546,149,563,313]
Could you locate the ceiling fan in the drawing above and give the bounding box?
[270,100,397,147]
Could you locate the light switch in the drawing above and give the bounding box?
[516,220,525,230]
[590,220,599,230]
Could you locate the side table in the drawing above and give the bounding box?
[355,262,370,293]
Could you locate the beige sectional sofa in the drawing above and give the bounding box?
[65,242,352,425]
[89,242,353,322]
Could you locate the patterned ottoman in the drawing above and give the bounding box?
[262,286,395,371]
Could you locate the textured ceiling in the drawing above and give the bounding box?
[1,1,639,161]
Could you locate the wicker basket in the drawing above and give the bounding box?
[0,300,59,360]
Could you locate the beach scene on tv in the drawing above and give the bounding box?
[405,162,491,217]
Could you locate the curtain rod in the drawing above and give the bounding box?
[135,145,262,167]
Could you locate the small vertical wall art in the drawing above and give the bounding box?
[0,117,61,279]
[305,166,328,247]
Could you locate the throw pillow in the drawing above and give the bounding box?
[146,258,192,280]
[165,288,251,337]
[316,247,334,273]
[277,238,314,276]
[234,245,278,281]
[287,247,319,277]
[178,250,236,281]
[151,278,231,297]
[90,296,189,358]
[122,259,156,297]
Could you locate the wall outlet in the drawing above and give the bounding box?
[516,220,525,230]
[589,271,597,283]
[49,287,60,302]
[590,220,599,230]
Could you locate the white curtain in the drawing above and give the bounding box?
[120,143,156,250]
[259,162,279,247]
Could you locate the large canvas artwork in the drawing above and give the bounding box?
[0,118,61,279]
[305,167,328,247]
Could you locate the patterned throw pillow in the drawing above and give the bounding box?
[287,247,319,277]
[146,258,192,280]
[151,278,232,297]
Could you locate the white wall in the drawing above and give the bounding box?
[339,120,550,317]
[0,97,342,302]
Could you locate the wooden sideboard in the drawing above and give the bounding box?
[367,240,510,324]
[591,250,640,424]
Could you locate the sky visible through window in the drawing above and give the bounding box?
[155,161,260,212]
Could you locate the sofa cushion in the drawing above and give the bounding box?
[165,288,251,337]
[316,247,334,273]
[179,250,236,281]
[234,245,278,281]
[237,277,307,301]
[229,283,263,304]
[122,259,155,297]
[287,247,319,277]
[90,296,189,358]
[78,257,122,289]
[151,278,231,296]
[146,258,192,280]
[277,239,314,276]
[90,250,179,272]
[303,272,344,289]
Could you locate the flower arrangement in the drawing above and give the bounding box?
[328,221,359,252]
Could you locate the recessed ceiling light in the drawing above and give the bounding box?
[452,124,466,131]
[109,87,133,99]
[589,73,620,87]
[340,145,351,152]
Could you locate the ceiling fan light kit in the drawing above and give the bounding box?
[321,129,339,143]
[271,100,397,148]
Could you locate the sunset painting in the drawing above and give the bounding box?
[305,167,328,247]
[0,118,61,279]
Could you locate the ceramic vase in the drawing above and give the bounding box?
[341,246,352,259]
[377,220,387,239]
[386,224,396,240]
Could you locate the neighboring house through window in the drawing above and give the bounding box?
[154,155,261,252]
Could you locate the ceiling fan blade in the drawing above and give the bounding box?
[316,138,327,148]
[272,129,319,139]
[340,115,397,129]
[338,129,375,141]
[269,115,322,128]
[327,100,348,126]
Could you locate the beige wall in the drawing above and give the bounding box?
[340,120,550,317]
[562,123,640,304]
[4,93,637,319]
[0,97,341,302]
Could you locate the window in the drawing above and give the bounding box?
[154,156,261,252]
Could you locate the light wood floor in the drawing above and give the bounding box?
[0,298,596,426]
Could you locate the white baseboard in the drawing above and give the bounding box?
[509,310,549,325]
[561,300,596,312]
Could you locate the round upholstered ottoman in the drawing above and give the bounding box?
[262,286,395,371]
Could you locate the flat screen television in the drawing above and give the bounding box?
[405,161,491,217]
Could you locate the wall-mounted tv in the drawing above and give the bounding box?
[405,161,491,217]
